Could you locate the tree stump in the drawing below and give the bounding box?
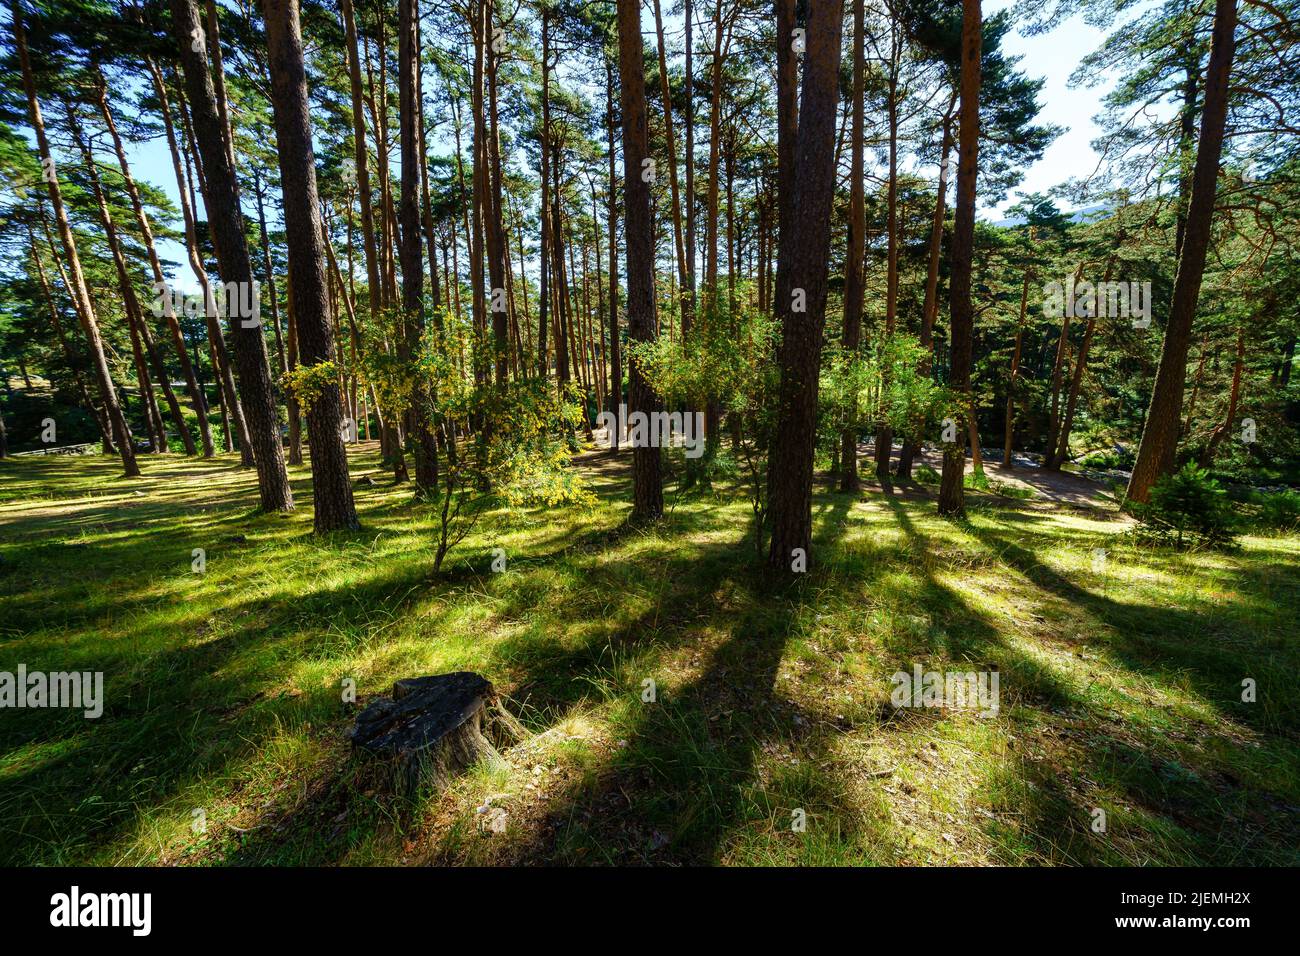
[350,673,511,797]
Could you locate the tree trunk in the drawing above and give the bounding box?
[157,61,254,464]
[12,0,138,476]
[263,0,358,531]
[28,220,114,453]
[874,22,901,484]
[340,0,381,322]
[1043,262,1084,469]
[1051,251,1122,470]
[1126,0,1237,504]
[840,0,865,493]
[254,170,287,377]
[774,0,798,257]
[766,0,844,570]
[683,0,697,333]
[68,105,188,456]
[1001,268,1030,470]
[937,0,982,518]
[605,63,622,435]
[652,0,688,321]
[1199,324,1245,467]
[537,12,551,379]
[397,0,439,495]
[616,0,663,521]
[171,0,293,511]
[96,67,210,456]
[897,96,955,480]
[483,0,510,388]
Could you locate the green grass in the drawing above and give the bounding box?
[1,443,1297,866]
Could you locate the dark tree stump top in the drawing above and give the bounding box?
[350,672,494,758]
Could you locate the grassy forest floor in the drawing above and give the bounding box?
[1,442,1297,866]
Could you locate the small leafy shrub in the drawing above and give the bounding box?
[1249,488,1300,533]
[914,464,940,485]
[1080,447,1135,470]
[990,480,1034,499]
[1132,464,1237,547]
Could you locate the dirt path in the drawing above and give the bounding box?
[904,445,1119,511]
[576,431,1120,513]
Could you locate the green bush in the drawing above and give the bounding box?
[1132,463,1237,547]
[1249,488,1300,533]
[914,464,940,485]
[990,480,1034,499]
[1079,447,1135,470]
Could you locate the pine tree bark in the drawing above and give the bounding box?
[774,0,798,254]
[262,0,358,530]
[12,0,138,476]
[397,0,439,495]
[616,0,664,521]
[1126,0,1238,503]
[840,0,865,493]
[171,0,293,511]
[766,0,844,570]
[937,0,982,518]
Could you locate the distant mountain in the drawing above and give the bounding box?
[991,202,1112,228]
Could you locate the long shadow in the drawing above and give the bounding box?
[477,492,874,864]
[893,502,1300,864]
[216,505,758,865]
[0,548,458,865]
[963,515,1299,737]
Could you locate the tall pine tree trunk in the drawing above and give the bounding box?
[171,0,293,511]
[874,23,901,484]
[1126,0,1238,503]
[397,0,439,495]
[616,0,663,521]
[766,0,844,570]
[937,0,982,518]
[12,0,138,476]
[263,0,358,531]
[840,0,865,493]
[897,95,955,480]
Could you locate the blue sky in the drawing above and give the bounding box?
[987,0,1112,213]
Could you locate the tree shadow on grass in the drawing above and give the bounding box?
[886,500,1300,864]
[962,515,1298,737]
[459,492,898,865]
